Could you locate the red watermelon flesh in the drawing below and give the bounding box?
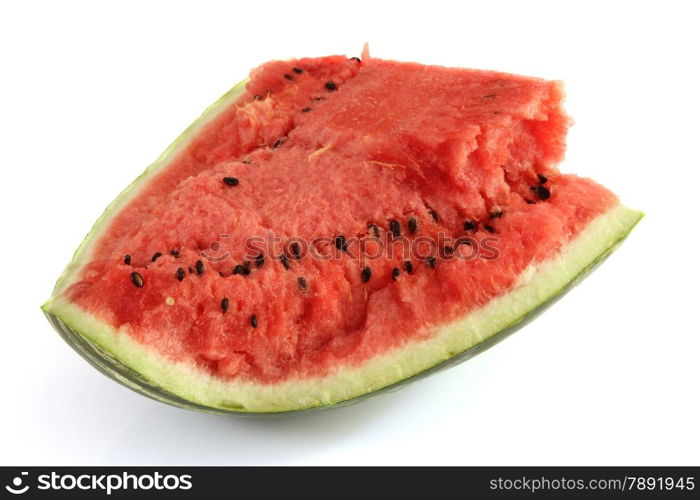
[44,54,640,411]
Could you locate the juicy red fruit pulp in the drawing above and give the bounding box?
[66,55,616,383]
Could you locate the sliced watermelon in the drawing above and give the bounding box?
[43,54,642,413]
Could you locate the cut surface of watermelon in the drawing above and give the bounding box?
[43,54,642,413]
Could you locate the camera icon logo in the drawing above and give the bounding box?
[5,472,29,495]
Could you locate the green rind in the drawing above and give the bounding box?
[43,204,643,414]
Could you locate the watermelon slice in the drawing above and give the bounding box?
[42,54,642,413]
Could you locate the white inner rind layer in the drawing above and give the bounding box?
[43,203,642,413]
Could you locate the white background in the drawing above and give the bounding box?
[1,0,698,466]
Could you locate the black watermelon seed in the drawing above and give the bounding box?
[325,81,337,91]
[459,238,472,246]
[176,267,185,281]
[489,209,503,219]
[537,173,548,184]
[291,242,302,259]
[130,272,144,288]
[428,209,439,222]
[284,73,293,80]
[443,246,454,255]
[223,177,239,186]
[151,252,162,262]
[313,97,325,101]
[485,225,496,233]
[535,185,551,200]
[250,315,258,328]
[169,249,180,258]
[195,260,204,275]
[361,266,372,283]
[369,224,380,238]
[464,220,476,231]
[301,107,312,112]
[335,235,348,251]
[123,254,131,265]
[392,267,400,280]
[233,264,250,276]
[389,219,401,237]
[293,67,303,74]
[188,267,194,274]
[350,57,361,63]
[526,199,535,205]
[272,138,285,149]
[427,256,437,268]
[298,276,307,292]
[253,94,261,101]
[255,253,265,268]
[241,159,252,164]
[404,260,414,274]
[280,253,290,270]
[408,217,418,235]
[221,298,229,313]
